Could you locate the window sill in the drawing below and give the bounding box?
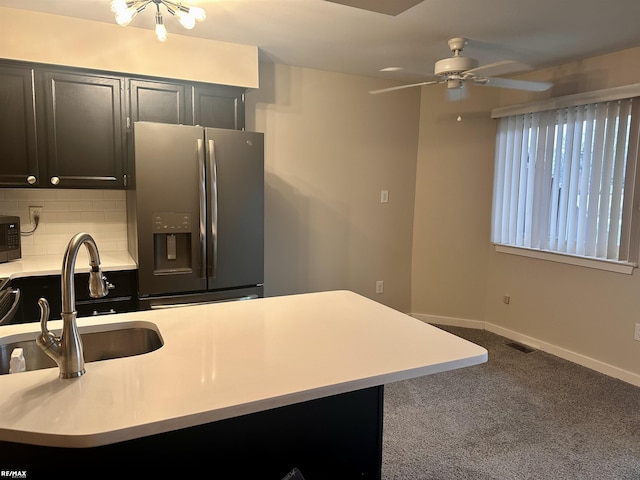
[493,244,637,275]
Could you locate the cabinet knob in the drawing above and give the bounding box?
[50,176,60,186]
[26,175,37,185]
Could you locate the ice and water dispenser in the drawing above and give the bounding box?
[152,213,193,274]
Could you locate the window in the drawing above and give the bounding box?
[491,89,640,271]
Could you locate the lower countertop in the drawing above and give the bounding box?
[0,290,488,448]
[0,251,137,280]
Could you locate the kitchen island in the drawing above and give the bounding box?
[0,290,487,479]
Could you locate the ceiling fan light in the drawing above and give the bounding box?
[447,84,468,101]
[446,78,463,89]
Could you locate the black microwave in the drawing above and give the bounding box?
[0,216,21,263]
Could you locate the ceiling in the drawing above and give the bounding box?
[4,0,640,83]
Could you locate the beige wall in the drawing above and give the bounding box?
[497,46,640,107]
[411,45,640,384]
[246,63,420,312]
[0,7,258,88]
[411,85,499,322]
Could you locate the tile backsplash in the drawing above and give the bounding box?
[0,189,128,257]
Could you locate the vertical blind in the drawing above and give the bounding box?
[491,99,636,262]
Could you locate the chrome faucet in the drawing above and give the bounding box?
[36,233,109,379]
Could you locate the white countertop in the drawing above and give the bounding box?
[0,290,487,448]
[0,251,137,279]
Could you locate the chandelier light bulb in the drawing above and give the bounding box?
[115,7,137,26]
[175,11,196,29]
[155,23,168,42]
[188,6,206,21]
[155,13,168,41]
[110,0,129,14]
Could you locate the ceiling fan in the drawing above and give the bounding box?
[370,37,552,100]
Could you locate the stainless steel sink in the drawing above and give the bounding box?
[0,321,163,375]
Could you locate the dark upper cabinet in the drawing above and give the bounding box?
[193,84,245,130]
[0,59,246,189]
[42,70,126,188]
[129,79,192,125]
[0,64,41,187]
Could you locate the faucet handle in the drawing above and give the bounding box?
[35,298,59,356]
[37,297,50,331]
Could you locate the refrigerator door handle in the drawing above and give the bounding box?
[207,139,218,279]
[197,138,207,280]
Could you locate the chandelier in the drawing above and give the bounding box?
[110,0,206,42]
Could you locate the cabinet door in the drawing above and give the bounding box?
[43,71,125,188]
[10,270,138,324]
[129,79,191,125]
[0,64,41,186]
[193,84,245,130]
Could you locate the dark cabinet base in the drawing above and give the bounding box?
[0,386,384,480]
[9,269,138,324]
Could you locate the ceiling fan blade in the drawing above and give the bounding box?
[465,60,532,79]
[369,80,439,95]
[481,76,553,92]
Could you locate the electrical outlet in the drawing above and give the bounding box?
[380,190,389,204]
[375,280,384,294]
[29,206,43,225]
[634,323,640,342]
[503,295,510,305]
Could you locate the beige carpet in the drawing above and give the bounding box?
[382,326,640,480]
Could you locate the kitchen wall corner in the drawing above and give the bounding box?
[246,63,420,312]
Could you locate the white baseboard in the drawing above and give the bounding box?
[410,313,640,388]
[411,313,485,330]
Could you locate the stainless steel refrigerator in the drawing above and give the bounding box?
[127,122,264,308]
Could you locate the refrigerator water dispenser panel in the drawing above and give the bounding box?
[153,213,193,275]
